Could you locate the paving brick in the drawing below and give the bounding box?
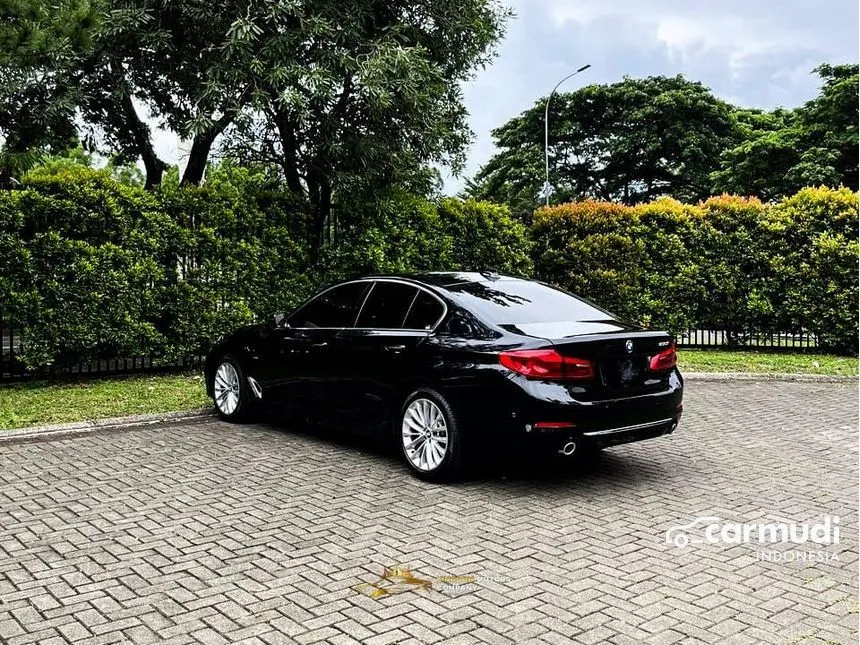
[0,381,856,644]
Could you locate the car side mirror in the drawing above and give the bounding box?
[274,312,289,328]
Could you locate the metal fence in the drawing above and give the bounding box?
[0,313,824,383]
[1,315,201,383]
[676,328,820,352]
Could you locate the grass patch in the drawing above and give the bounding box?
[0,373,210,430]
[678,350,858,376]
[0,351,855,430]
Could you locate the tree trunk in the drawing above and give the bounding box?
[180,84,254,187]
[180,131,217,187]
[318,180,332,246]
[303,164,333,251]
[273,109,305,196]
[119,91,166,190]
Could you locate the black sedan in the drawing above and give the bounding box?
[205,273,683,480]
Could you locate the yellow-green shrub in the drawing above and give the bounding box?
[532,188,858,353]
[763,187,858,353]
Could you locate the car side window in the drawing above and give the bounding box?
[441,309,493,339]
[403,291,444,330]
[289,282,371,328]
[355,282,419,329]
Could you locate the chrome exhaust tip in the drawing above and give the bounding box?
[559,441,577,456]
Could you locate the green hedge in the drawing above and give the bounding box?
[532,187,859,353]
[0,168,530,371]
[2,166,856,374]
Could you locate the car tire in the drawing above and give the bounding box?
[211,354,254,422]
[398,387,464,482]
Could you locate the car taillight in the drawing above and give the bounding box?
[649,342,677,371]
[499,349,594,380]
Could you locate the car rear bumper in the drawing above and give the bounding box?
[444,367,684,453]
[522,412,681,453]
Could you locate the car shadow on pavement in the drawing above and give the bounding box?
[253,408,669,491]
[485,450,669,488]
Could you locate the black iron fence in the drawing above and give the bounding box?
[0,313,823,383]
[676,328,820,352]
[1,314,202,383]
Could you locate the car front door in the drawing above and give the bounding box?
[258,281,371,414]
[335,282,446,433]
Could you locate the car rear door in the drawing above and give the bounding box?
[334,281,445,433]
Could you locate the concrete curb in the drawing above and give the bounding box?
[683,371,857,383]
[0,408,216,442]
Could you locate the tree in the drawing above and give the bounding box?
[65,0,256,188]
[467,75,739,217]
[795,64,858,190]
[1,0,509,219]
[0,0,96,180]
[709,108,802,201]
[711,64,858,199]
[221,0,510,247]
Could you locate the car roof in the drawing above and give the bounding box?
[361,271,527,289]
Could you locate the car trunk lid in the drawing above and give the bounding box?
[547,328,674,398]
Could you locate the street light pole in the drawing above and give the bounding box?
[543,64,591,206]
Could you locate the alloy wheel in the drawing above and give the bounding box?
[402,398,449,471]
[213,362,241,416]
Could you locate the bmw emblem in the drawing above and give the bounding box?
[625,340,634,353]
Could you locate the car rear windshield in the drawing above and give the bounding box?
[445,280,611,325]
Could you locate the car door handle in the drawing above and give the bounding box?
[311,341,328,348]
[384,344,407,353]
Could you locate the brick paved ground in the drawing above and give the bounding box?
[0,380,857,645]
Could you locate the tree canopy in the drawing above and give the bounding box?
[467,66,859,217]
[219,0,510,244]
[711,64,859,200]
[0,0,510,237]
[0,0,96,180]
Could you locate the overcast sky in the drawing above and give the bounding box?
[440,0,859,193]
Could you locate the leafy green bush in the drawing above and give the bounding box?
[437,198,533,276]
[20,166,160,243]
[314,193,532,284]
[533,200,653,325]
[1,166,312,369]
[1,169,530,371]
[633,198,707,334]
[694,195,771,337]
[320,190,453,280]
[1,169,170,369]
[533,188,858,352]
[763,187,858,353]
[3,164,855,372]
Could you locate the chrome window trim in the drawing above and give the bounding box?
[286,278,448,332]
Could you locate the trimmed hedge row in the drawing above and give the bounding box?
[0,167,531,371]
[1,166,856,373]
[532,187,859,352]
